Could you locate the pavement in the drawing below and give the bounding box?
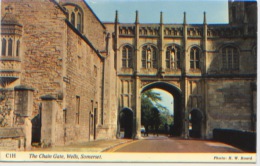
[108,136,244,153]
[30,135,244,153]
[31,139,133,152]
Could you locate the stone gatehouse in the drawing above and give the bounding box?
[0,0,257,150]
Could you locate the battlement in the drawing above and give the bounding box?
[118,23,256,38]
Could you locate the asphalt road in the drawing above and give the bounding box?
[109,135,243,153]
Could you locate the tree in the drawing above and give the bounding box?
[141,90,155,136]
[150,107,160,136]
[141,89,174,136]
[141,90,162,136]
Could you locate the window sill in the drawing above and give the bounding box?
[0,57,21,62]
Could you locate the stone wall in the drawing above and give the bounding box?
[206,37,256,75]
[0,137,25,151]
[206,79,254,138]
[1,0,67,119]
[63,26,104,143]
[0,89,14,127]
[96,32,118,140]
[1,0,111,146]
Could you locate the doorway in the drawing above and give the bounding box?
[119,108,133,138]
[189,109,203,138]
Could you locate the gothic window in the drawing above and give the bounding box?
[63,4,84,33]
[8,38,12,56]
[77,12,82,32]
[222,46,239,70]
[1,38,6,56]
[166,46,181,69]
[142,48,146,68]
[16,40,20,57]
[190,47,200,69]
[144,29,147,35]
[122,45,132,68]
[71,12,75,26]
[166,47,174,68]
[142,45,157,68]
[152,47,157,68]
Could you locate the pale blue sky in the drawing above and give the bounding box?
[152,88,174,115]
[85,0,229,24]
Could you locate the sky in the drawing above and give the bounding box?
[152,88,174,115]
[85,0,230,24]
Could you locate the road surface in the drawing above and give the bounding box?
[107,135,243,153]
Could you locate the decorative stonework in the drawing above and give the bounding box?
[140,80,154,88]
[0,90,13,127]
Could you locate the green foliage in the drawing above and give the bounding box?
[141,89,173,132]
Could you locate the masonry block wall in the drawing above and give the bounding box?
[206,38,256,74]
[0,137,25,151]
[64,26,104,143]
[1,0,116,148]
[96,34,118,140]
[206,79,254,138]
[1,0,67,117]
[0,89,14,127]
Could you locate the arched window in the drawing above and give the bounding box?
[2,38,6,56]
[122,46,132,68]
[222,46,239,70]
[166,45,181,69]
[190,47,200,69]
[71,12,75,26]
[152,47,157,68]
[63,5,84,33]
[77,12,82,32]
[141,45,157,68]
[142,48,147,68]
[8,38,12,56]
[16,40,20,57]
[166,47,173,68]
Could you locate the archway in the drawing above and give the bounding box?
[189,109,203,138]
[141,82,183,137]
[119,108,133,138]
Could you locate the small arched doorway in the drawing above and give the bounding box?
[189,109,203,138]
[119,108,133,138]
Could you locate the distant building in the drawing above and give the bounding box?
[0,0,257,150]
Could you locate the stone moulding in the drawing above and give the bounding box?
[40,94,57,100]
[14,85,34,91]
